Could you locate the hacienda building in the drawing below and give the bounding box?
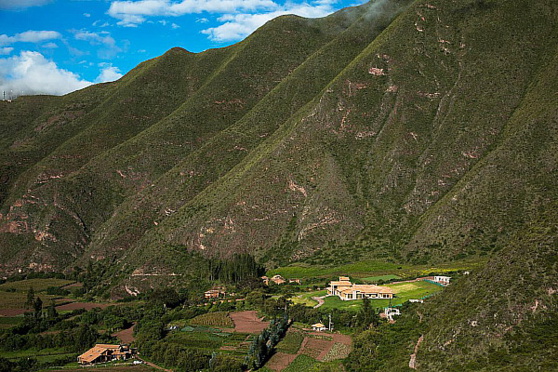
[328,277,395,301]
[77,344,134,365]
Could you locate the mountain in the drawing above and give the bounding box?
[0,0,556,292]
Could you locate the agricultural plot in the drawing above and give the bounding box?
[361,274,401,283]
[46,366,155,372]
[189,311,234,328]
[0,278,75,292]
[0,316,22,329]
[268,260,400,279]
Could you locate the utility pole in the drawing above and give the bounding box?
[328,313,333,331]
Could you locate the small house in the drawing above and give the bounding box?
[312,323,327,332]
[433,276,451,285]
[270,274,286,285]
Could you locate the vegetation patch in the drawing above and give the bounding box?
[361,274,401,283]
[0,279,75,292]
[283,354,318,372]
[0,316,23,329]
[268,260,400,279]
[321,342,351,362]
[276,330,304,354]
[189,311,234,328]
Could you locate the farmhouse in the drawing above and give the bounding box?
[328,277,395,301]
[204,287,226,299]
[77,344,133,365]
[262,274,287,285]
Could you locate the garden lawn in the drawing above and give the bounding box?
[291,290,326,307]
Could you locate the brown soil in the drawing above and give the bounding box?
[266,330,353,371]
[113,323,136,344]
[266,352,298,371]
[230,310,269,333]
[0,308,26,316]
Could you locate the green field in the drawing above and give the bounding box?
[0,316,23,329]
[276,330,304,354]
[268,260,401,279]
[189,311,234,328]
[291,290,327,307]
[269,257,485,281]
[0,290,65,309]
[283,355,318,372]
[0,278,75,292]
[361,274,401,283]
[166,326,249,353]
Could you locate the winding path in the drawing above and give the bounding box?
[312,296,326,309]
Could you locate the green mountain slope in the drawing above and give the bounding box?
[0,0,556,305]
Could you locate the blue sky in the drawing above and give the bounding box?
[0,0,364,96]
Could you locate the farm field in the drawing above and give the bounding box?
[361,274,401,283]
[267,260,400,279]
[267,328,352,372]
[0,316,23,329]
[0,291,64,313]
[0,347,76,363]
[268,257,485,280]
[44,366,155,372]
[0,278,75,292]
[189,311,234,328]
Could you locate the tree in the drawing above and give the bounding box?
[47,300,58,320]
[25,287,35,309]
[33,297,43,319]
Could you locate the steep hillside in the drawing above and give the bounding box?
[416,205,558,371]
[0,0,556,299]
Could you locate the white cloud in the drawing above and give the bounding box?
[171,22,180,28]
[202,2,333,42]
[72,30,122,59]
[0,47,13,55]
[0,51,92,96]
[93,20,111,28]
[0,30,62,46]
[95,64,123,83]
[42,42,58,49]
[0,0,51,10]
[83,13,91,17]
[108,0,278,26]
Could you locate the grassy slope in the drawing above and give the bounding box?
[0,0,555,307]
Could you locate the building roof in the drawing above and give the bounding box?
[272,275,284,279]
[78,344,118,364]
[329,281,353,287]
[340,284,394,295]
[312,323,325,328]
[94,344,121,350]
[339,276,351,281]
